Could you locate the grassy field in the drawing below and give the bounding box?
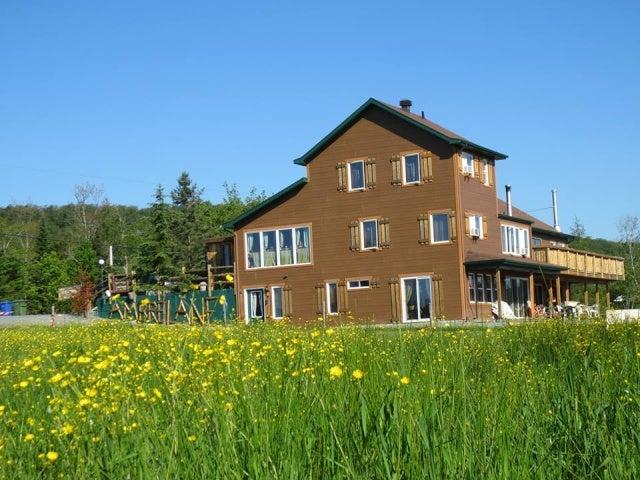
[0,320,638,479]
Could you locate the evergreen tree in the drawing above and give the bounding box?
[170,172,204,271]
[138,185,175,280]
[35,218,53,257]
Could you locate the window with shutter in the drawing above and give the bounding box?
[420,152,433,182]
[365,158,377,189]
[378,218,390,248]
[349,222,360,251]
[390,155,402,185]
[418,214,429,244]
[336,162,347,191]
[482,217,488,239]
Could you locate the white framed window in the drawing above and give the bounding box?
[348,160,365,191]
[501,224,530,256]
[326,282,338,315]
[271,286,283,319]
[347,279,370,290]
[468,274,476,303]
[484,274,494,303]
[461,152,474,176]
[482,159,489,185]
[244,288,265,323]
[246,225,311,269]
[360,219,378,250]
[468,215,483,238]
[430,213,451,243]
[401,276,432,322]
[475,274,485,302]
[467,274,495,303]
[402,153,421,184]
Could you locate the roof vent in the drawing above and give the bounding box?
[399,99,412,112]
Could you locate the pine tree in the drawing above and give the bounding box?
[170,172,204,271]
[140,185,175,280]
[35,218,53,257]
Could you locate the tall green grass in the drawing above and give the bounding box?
[0,320,638,478]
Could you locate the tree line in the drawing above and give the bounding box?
[0,172,265,313]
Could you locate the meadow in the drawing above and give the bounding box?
[0,320,638,479]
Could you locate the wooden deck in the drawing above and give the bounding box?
[532,246,625,281]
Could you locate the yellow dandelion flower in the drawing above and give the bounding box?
[352,369,364,380]
[49,373,64,383]
[77,356,91,364]
[24,433,34,442]
[187,435,197,442]
[45,451,58,462]
[329,365,343,379]
[400,376,410,385]
[19,380,29,388]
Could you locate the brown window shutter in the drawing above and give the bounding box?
[336,162,347,191]
[420,152,433,182]
[365,158,377,189]
[479,160,486,184]
[315,284,325,315]
[371,277,380,288]
[418,214,429,244]
[378,218,390,248]
[349,221,360,251]
[464,213,470,237]
[473,157,480,178]
[448,212,457,242]
[338,281,348,314]
[432,274,444,319]
[388,278,400,322]
[390,155,402,185]
[283,285,293,318]
[488,161,495,187]
[482,217,488,239]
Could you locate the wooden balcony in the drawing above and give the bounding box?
[532,246,625,281]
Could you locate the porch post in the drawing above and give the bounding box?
[496,269,503,319]
[564,283,571,302]
[555,276,562,306]
[606,284,611,309]
[584,281,589,305]
[547,284,554,314]
[528,273,535,317]
[595,285,601,314]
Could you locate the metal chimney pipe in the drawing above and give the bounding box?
[552,189,561,232]
[505,185,513,216]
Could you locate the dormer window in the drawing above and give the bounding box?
[348,160,365,191]
[402,153,421,184]
[501,224,529,256]
[461,152,474,176]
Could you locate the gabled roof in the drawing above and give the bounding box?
[497,199,574,241]
[293,98,508,166]
[222,177,308,230]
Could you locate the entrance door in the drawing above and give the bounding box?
[245,288,265,323]
[401,276,432,322]
[505,277,529,318]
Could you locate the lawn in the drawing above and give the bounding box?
[0,320,638,479]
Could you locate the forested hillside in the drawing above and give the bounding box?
[0,172,265,313]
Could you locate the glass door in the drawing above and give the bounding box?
[245,288,265,323]
[401,276,432,322]
[504,277,529,318]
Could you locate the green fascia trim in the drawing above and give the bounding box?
[531,227,574,242]
[465,258,566,274]
[222,177,308,230]
[293,98,508,166]
[498,213,534,225]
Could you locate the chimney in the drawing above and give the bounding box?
[505,185,513,216]
[399,99,412,112]
[551,189,561,232]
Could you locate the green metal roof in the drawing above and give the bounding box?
[532,227,574,242]
[465,257,566,274]
[222,177,308,230]
[293,98,508,166]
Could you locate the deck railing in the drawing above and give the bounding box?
[532,247,625,281]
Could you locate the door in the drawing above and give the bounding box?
[401,276,432,322]
[245,288,265,323]
[505,277,529,318]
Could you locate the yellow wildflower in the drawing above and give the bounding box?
[400,376,410,385]
[329,365,343,379]
[24,433,34,442]
[45,451,58,462]
[352,369,364,380]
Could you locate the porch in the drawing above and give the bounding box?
[532,246,625,282]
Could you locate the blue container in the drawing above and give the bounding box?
[0,301,13,316]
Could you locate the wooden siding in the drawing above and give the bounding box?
[235,107,463,323]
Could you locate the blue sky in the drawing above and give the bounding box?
[1,0,638,239]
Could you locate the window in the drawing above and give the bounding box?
[401,276,432,322]
[482,159,489,185]
[468,215,483,238]
[461,152,474,176]
[348,160,365,191]
[430,213,450,243]
[403,153,421,184]
[326,282,338,315]
[347,279,370,290]
[468,274,494,303]
[246,226,312,269]
[361,219,378,250]
[532,237,542,247]
[501,224,530,256]
[271,286,283,319]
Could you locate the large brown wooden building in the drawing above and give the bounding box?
[209,98,625,323]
